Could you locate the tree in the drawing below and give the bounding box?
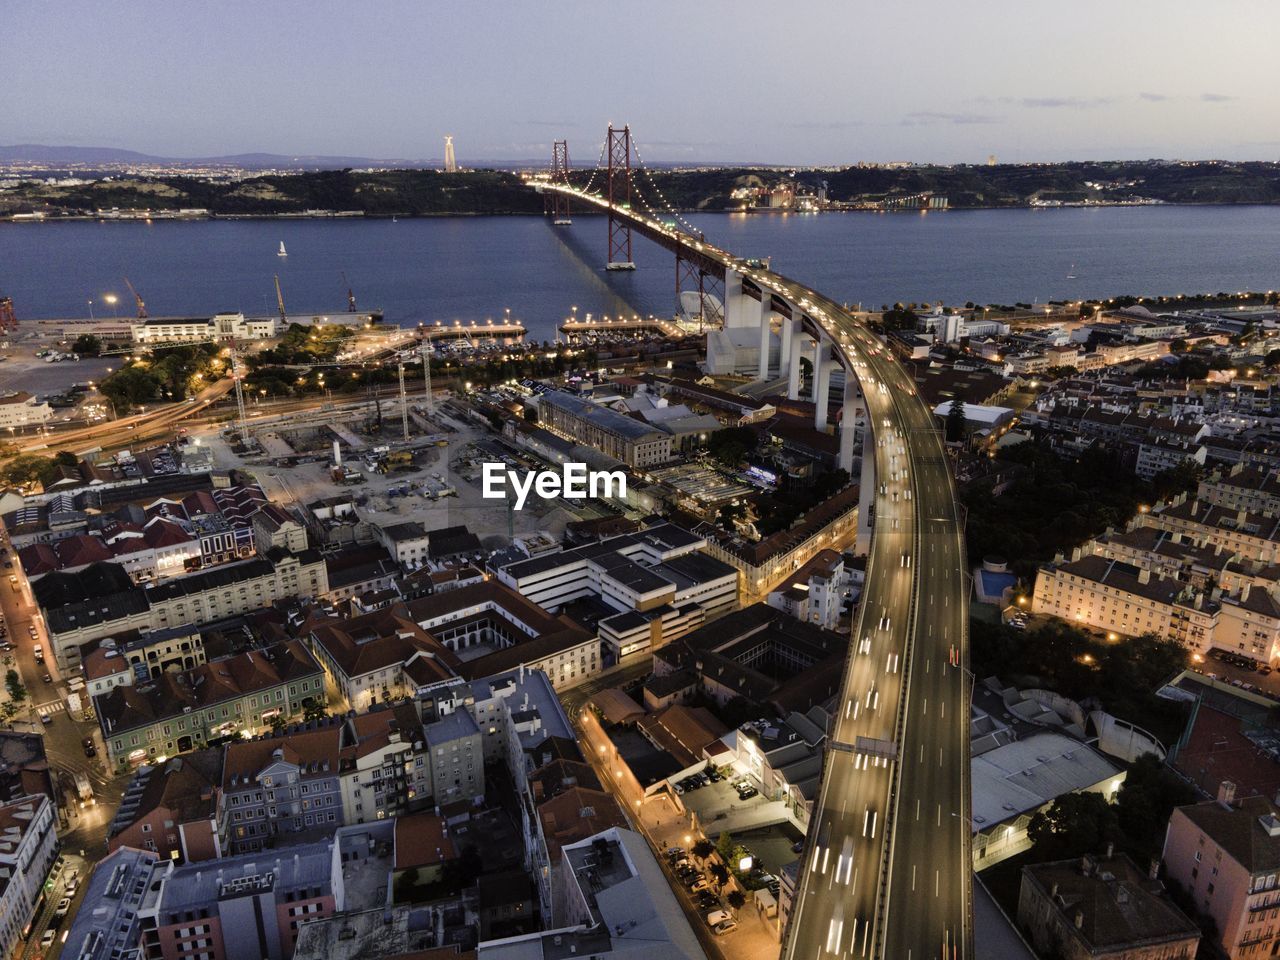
[709,862,729,886]
[0,454,59,489]
[692,839,715,860]
[4,670,26,706]
[1170,338,1189,354]
[1115,753,1196,864]
[715,831,735,863]
[1027,792,1119,862]
[100,364,161,410]
[726,890,747,912]
[72,334,102,356]
[945,398,967,443]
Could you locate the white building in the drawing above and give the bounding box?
[971,733,1124,869]
[0,795,58,958]
[0,392,52,430]
[767,548,850,630]
[132,311,280,345]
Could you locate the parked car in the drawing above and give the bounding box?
[40,929,56,948]
[40,714,52,726]
[705,910,732,926]
[53,897,71,920]
[737,786,759,800]
[82,737,96,757]
[695,891,720,908]
[713,919,739,936]
[663,847,685,861]
[688,878,711,893]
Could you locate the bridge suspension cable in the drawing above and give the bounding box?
[628,135,705,241]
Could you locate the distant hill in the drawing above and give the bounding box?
[3,159,1280,217]
[0,144,555,170]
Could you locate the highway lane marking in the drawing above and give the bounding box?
[911,864,916,891]
[915,798,920,820]
[937,804,941,826]
[939,747,944,767]
[935,870,940,897]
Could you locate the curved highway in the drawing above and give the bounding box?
[532,178,973,960]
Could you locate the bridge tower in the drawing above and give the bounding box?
[605,124,636,270]
[548,140,572,225]
[0,296,15,333]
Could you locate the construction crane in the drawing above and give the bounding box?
[123,276,148,319]
[342,272,357,313]
[273,275,287,324]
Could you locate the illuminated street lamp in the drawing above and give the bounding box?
[104,293,119,317]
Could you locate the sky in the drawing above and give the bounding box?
[4,0,1278,166]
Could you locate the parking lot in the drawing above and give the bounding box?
[678,772,799,837]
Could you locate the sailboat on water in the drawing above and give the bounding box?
[1066,262,1077,280]
[277,241,288,257]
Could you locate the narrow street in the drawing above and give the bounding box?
[0,531,121,870]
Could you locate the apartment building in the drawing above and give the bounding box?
[307,607,462,712]
[1164,794,1280,960]
[107,752,223,863]
[95,640,327,771]
[0,795,58,960]
[1200,465,1280,516]
[375,521,431,569]
[1135,437,1206,481]
[1141,497,1280,565]
[766,548,850,630]
[496,524,738,660]
[43,548,328,669]
[1018,853,1199,960]
[1031,553,1216,652]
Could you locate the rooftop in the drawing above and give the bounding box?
[1021,853,1199,951]
[971,733,1122,830]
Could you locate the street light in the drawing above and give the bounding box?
[104,293,119,317]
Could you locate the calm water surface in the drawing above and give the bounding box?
[1,206,1277,341]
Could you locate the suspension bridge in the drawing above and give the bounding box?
[527,125,973,960]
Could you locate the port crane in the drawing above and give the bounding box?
[0,295,16,333]
[123,276,148,319]
[342,272,358,312]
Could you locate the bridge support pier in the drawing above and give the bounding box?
[839,372,859,474]
[757,301,773,379]
[786,322,807,401]
[779,314,794,379]
[813,339,833,430]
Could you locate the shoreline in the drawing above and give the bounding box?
[7,200,1280,225]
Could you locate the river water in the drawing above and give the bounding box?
[1,205,1277,341]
